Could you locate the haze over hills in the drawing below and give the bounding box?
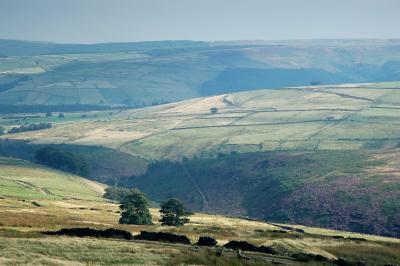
[1,39,400,109]
[2,0,400,264]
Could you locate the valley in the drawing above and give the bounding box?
[0,156,399,265]
[1,81,399,239]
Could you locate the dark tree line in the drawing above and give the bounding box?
[35,147,89,177]
[8,123,52,134]
[0,104,111,114]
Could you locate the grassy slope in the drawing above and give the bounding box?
[0,156,399,265]
[0,157,104,200]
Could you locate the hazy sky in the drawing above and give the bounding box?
[0,0,399,43]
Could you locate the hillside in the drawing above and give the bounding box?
[7,81,400,160]
[0,157,104,201]
[1,39,400,108]
[0,156,399,265]
[1,82,400,237]
[125,150,399,237]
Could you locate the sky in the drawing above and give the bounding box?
[0,0,399,44]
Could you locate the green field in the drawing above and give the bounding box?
[0,157,104,200]
[0,156,399,265]
[6,82,400,160]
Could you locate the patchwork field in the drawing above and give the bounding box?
[0,157,399,265]
[5,81,400,160]
[2,39,400,108]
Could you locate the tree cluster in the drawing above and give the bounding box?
[8,123,52,134]
[116,188,192,226]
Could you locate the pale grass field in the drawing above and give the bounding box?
[4,82,400,160]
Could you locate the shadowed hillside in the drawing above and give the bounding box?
[123,150,399,238]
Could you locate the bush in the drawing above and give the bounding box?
[196,236,217,246]
[44,227,133,240]
[134,231,190,244]
[224,240,275,254]
[292,253,330,262]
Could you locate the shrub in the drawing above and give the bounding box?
[292,253,330,262]
[134,231,190,244]
[196,236,217,246]
[224,240,275,254]
[44,227,133,240]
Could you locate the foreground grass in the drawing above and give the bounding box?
[1,197,399,265]
[0,156,399,265]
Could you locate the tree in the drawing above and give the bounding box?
[45,112,53,117]
[159,198,192,226]
[0,126,4,135]
[104,186,130,202]
[119,189,153,225]
[58,113,65,118]
[210,107,218,114]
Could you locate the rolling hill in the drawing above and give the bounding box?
[1,39,400,109]
[1,81,400,238]
[0,156,399,265]
[7,81,400,160]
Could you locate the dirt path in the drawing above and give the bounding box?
[12,180,55,196]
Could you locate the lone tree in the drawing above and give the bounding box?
[210,107,218,114]
[119,189,153,225]
[159,198,192,226]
